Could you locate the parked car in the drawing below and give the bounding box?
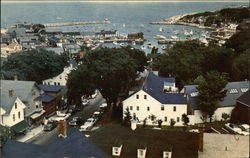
[44,120,57,131]
[69,117,83,126]
[91,90,99,99]
[82,99,90,106]
[79,118,96,131]
[92,111,100,119]
[225,123,249,136]
[67,106,77,115]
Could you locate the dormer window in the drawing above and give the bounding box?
[241,88,249,93]
[229,89,238,94]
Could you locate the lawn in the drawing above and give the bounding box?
[89,124,199,158]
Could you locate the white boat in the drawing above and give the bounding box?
[56,17,63,20]
[113,41,119,45]
[190,30,194,36]
[141,46,146,50]
[140,24,145,28]
[132,41,136,45]
[184,30,191,36]
[161,45,167,50]
[171,36,178,39]
[159,27,164,32]
[123,24,126,27]
[153,35,166,39]
[120,43,126,47]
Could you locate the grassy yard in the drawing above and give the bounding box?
[89,124,199,158]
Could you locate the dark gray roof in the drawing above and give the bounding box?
[184,81,250,110]
[142,72,186,104]
[2,128,109,158]
[237,90,250,106]
[0,80,38,114]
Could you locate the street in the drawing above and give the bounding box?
[27,93,105,145]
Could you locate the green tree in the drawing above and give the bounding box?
[182,114,190,126]
[170,119,176,127]
[1,49,68,83]
[0,125,15,145]
[195,71,228,122]
[67,47,146,113]
[123,107,132,126]
[221,113,230,121]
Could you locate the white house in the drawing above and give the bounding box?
[1,80,44,126]
[123,72,187,126]
[43,60,77,86]
[0,88,28,134]
[182,81,249,124]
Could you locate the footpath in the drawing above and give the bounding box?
[16,125,44,142]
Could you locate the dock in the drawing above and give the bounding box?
[44,20,110,27]
[103,39,145,44]
[158,39,185,44]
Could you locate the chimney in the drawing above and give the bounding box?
[8,90,13,97]
[58,120,67,138]
[198,124,205,152]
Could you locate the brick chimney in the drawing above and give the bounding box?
[198,124,205,152]
[58,120,67,138]
[8,90,13,97]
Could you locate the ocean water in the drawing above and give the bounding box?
[1,1,248,53]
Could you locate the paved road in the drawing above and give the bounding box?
[27,93,105,145]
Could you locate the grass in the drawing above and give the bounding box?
[89,124,199,158]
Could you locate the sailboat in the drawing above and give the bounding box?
[159,27,164,32]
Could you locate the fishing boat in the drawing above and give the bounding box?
[141,46,146,50]
[153,35,166,39]
[113,41,119,45]
[159,27,164,32]
[171,36,178,39]
[120,43,126,47]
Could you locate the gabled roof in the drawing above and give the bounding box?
[39,84,63,92]
[41,93,56,103]
[237,90,250,107]
[2,128,108,158]
[142,72,186,104]
[0,80,40,114]
[184,81,249,110]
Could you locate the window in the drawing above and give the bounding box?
[54,82,57,85]
[177,117,180,122]
[229,89,238,94]
[241,88,249,93]
[173,106,176,112]
[164,117,167,122]
[144,95,147,99]
[15,103,17,109]
[130,106,133,111]
[136,95,139,99]
[36,105,39,109]
[58,82,60,86]
[147,107,150,111]
[139,150,144,156]
[13,114,15,122]
[137,106,139,111]
[161,105,164,111]
[18,112,21,119]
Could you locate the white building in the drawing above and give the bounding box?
[123,72,187,126]
[0,80,44,126]
[0,88,28,134]
[43,60,77,86]
[182,81,249,124]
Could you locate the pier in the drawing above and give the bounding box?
[158,39,186,44]
[44,20,110,27]
[103,39,145,44]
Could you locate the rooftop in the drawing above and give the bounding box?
[142,72,186,104]
[90,124,198,158]
[184,81,249,110]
